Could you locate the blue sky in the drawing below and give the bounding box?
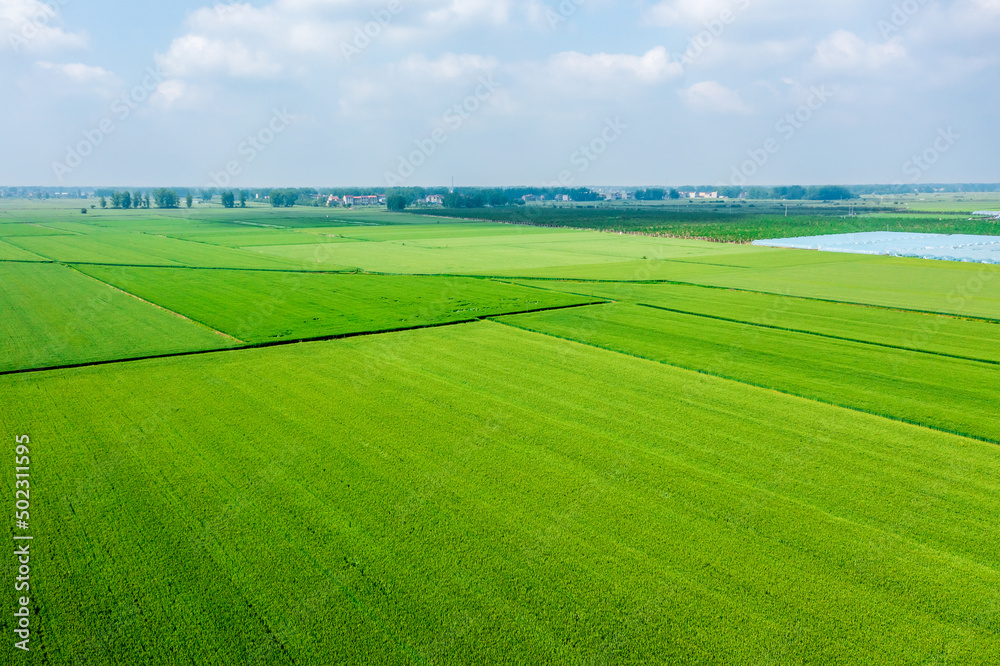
[1,0,998,187]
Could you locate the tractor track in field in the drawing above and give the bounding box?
[0,301,610,378]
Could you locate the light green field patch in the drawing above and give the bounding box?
[693,254,1000,320]
[3,323,1000,663]
[0,223,73,237]
[167,229,357,247]
[0,263,237,372]
[74,266,597,343]
[7,233,352,270]
[246,240,643,274]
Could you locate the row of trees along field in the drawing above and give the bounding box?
[97,189,186,209]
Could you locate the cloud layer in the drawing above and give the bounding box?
[1,0,997,186]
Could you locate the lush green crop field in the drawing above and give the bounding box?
[497,303,1000,443]
[516,280,1000,363]
[0,263,237,372]
[4,323,1000,664]
[74,266,596,343]
[4,199,1000,664]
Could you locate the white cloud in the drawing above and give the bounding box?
[644,0,745,26]
[396,52,498,80]
[157,35,283,79]
[424,0,512,27]
[814,30,906,71]
[1,0,87,53]
[34,61,121,96]
[679,81,750,114]
[549,47,682,84]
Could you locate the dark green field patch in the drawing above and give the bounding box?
[518,280,1000,363]
[73,266,599,343]
[0,263,237,372]
[496,302,1000,443]
[0,239,48,261]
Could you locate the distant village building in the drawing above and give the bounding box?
[343,195,380,206]
[425,194,444,205]
[556,194,571,202]
[681,191,720,199]
[522,195,537,202]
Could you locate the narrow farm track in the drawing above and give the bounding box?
[0,301,611,377]
[634,302,1000,367]
[485,317,1000,447]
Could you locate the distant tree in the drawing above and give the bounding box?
[143,193,151,208]
[238,190,247,208]
[185,193,193,208]
[668,189,680,199]
[99,196,107,209]
[153,189,180,208]
[809,185,853,201]
[221,191,236,208]
[80,208,88,214]
[387,195,408,211]
[200,189,215,204]
[132,191,143,209]
[121,191,132,209]
[636,189,665,201]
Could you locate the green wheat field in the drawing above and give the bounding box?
[2,200,1000,664]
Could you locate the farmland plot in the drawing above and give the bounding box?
[517,280,1000,363]
[73,266,598,343]
[2,323,999,664]
[0,263,236,372]
[497,302,1000,443]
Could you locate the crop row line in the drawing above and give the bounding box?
[634,303,1000,367]
[486,318,1000,447]
[0,302,610,378]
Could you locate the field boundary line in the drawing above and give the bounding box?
[485,317,1000,447]
[634,303,1000,367]
[64,264,246,344]
[62,261,360,274]
[0,301,609,378]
